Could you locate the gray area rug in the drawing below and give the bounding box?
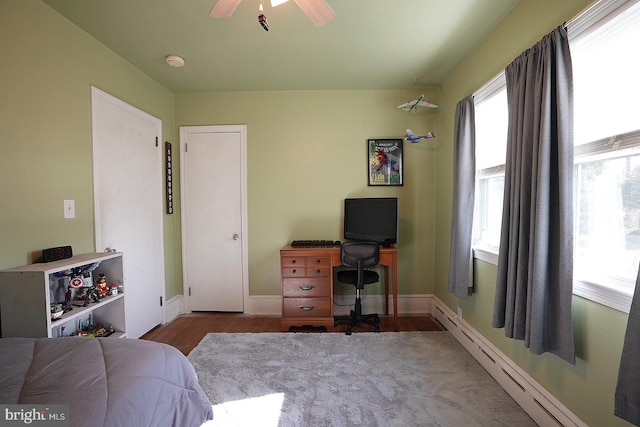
[188,332,536,427]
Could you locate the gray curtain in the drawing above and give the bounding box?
[492,26,575,364]
[615,265,640,424]
[448,95,476,299]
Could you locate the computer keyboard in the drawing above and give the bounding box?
[291,240,341,248]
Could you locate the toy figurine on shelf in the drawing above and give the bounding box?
[71,268,91,307]
[50,303,63,320]
[69,268,84,290]
[86,284,100,305]
[97,274,108,298]
[62,285,73,313]
[70,322,114,338]
[75,282,100,307]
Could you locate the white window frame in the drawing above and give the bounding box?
[471,0,640,313]
[473,73,506,266]
[572,131,640,312]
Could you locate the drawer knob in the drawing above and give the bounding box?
[292,269,297,274]
[299,305,315,311]
[292,259,297,264]
[299,285,315,291]
[315,259,321,264]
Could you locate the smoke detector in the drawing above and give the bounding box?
[165,55,185,68]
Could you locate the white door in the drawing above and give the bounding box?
[91,87,165,338]
[180,125,247,312]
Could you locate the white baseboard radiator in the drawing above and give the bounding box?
[432,298,586,427]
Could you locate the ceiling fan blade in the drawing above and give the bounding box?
[210,0,242,18]
[293,0,335,26]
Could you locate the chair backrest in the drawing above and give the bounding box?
[341,241,380,271]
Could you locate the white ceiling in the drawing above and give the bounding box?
[41,0,520,93]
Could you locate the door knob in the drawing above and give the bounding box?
[233,234,240,240]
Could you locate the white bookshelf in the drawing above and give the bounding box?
[0,252,126,338]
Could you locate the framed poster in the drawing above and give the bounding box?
[368,139,403,186]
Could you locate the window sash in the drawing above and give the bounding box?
[472,130,640,314]
[575,129,640,159]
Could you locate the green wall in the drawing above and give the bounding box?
[0,1,182,298]
[175,90,439,296]
[0,2,439,300]
[435,0,633,426]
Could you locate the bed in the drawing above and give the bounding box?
[0,337,213,427]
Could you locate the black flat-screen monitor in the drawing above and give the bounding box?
[343,197,398,246]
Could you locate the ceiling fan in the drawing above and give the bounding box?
[210,0,335,27]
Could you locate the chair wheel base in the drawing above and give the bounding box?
[336,313,380,335]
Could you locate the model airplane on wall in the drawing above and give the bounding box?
[405,129,435,143]
[397,95,438,112]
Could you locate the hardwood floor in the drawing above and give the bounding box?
[141,313,445,355]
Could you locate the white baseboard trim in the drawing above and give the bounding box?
[431,297,586,427]
[164,295,184,324]
[332,294,433,316]
[177,294,433,317]
[245,295,281,315]
[175,295,279,317]
[243,294,434,316]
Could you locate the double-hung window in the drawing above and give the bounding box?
[571,0,640,311]
[473,75,507,265]
[472,0,640,312]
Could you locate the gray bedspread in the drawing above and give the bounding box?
[0,337,213,427]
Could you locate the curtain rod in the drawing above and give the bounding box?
[565,0,637,38]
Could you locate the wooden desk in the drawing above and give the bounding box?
[280,245,398,332]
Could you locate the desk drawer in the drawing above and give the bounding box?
[282,277,330,297]
[305,266,331,277]
[282,297,331,317]
[281,256,306,267]
[281,266,330,277]
[305,257,330,267]
[281,256,331,267]
[282,267,306,277]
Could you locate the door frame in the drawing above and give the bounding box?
[179,125,249,313]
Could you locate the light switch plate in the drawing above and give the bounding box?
[64,200,75,219]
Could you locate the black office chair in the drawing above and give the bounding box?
[334,241,381,335]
